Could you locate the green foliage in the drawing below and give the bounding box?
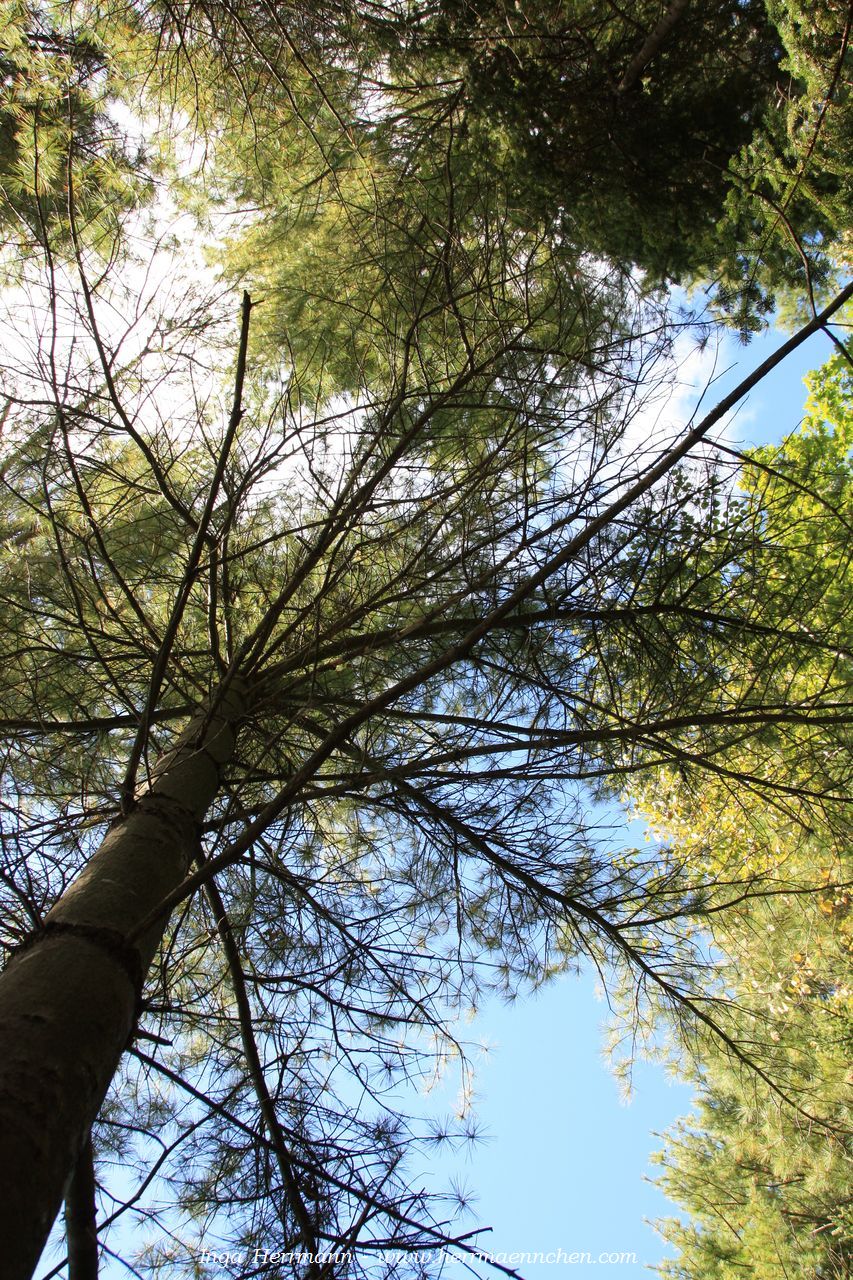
[709,0,853,332]
[402,0,785,285]
[652,840,853,1280]
[0,0,851,1270]
[0,0,154,258]
[219,128,631,418]
[367,0,851,329]
[5,0,847,318]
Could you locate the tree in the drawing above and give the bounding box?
[0,0,149,256]
[4,0,847,320]
[0,148,851,1273]
[708,0,853,332]
[381,0,850,326]
[621,355,853,1278]
[653,862,852,1280]
[0,3,851,1276]
[397,0,787,283]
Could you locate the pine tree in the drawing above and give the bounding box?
[0,2,851,1274]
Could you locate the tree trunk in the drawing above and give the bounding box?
[0,682,244,1280]
[618,0,690,91]
[65,1133,98,1280]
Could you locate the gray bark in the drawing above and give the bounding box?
[0,682,244,1280]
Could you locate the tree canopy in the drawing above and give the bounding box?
[0,1,850,1277]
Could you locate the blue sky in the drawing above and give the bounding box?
[416,972,694,1276]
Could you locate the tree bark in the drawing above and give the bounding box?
[0,682,244,1280]
[618,0,690,91]
[65,1133,98,1280]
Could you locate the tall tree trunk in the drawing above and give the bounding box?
[0,682,245,1280]
[65,1133,98,1280]
[618,0,690,91]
